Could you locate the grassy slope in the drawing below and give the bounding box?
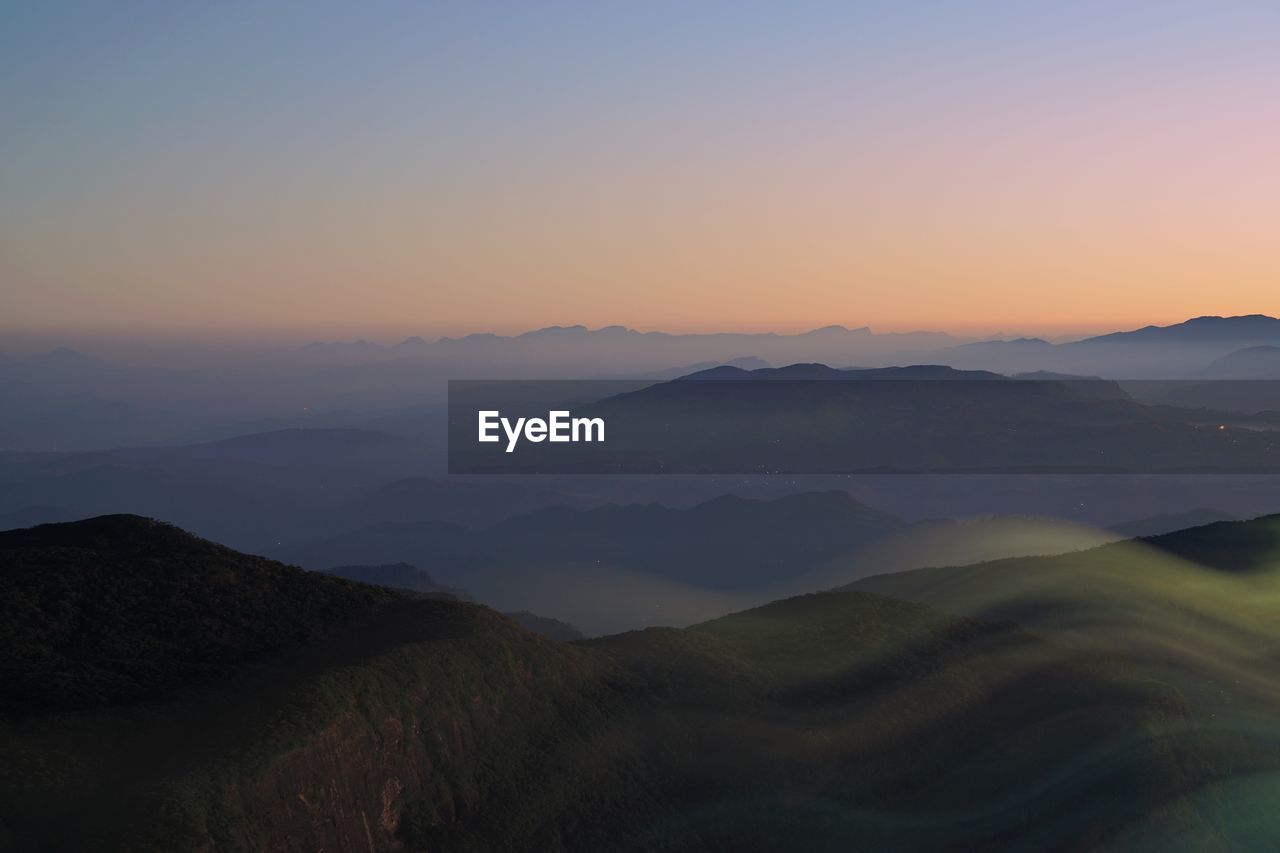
[592,592,1213,852]
[4,516,1275,850]
[849,515,1280,848]
[849,516,1280,715]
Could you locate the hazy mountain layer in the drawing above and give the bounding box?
[274,490,904,590]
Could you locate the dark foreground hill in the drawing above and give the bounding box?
[1,516,1274,850]
[0,516,401,713]
[320,562,584,640]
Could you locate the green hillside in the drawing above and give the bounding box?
[2,516,1276,850]
[848,515,1280,847]
[849,515,1280,717]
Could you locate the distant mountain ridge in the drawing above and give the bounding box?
[904,315,1280,378]
[1076,314,1280,345]
[460,366,1280,474]
[1202,344,1280,379]
[284,315,1280,355]
[7,313,1280,457]
[275,490,906,591]
[322,562,467,598]
[677,363,1005,381]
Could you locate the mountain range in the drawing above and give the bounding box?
[7,314,1280,453]
[275,491,904,592]
[454,366,1280,474]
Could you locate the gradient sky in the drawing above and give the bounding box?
[2,1,1278,337]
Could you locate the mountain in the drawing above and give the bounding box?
[274,491,906,592]
[456,366,1280,474]
[321,562,467,598]
[0,427,437,549]
[0,515,401,713]
[321,563,585,639]
[304,324,961,375]
[678,363,1004,381]
[272,519,469,570]
[941,337,1055,360]
[2,346,106,380]
[901,316,1280,378]
[0,516,654,851]
[607,355,772,380]
[848,513,1280,715]
[1077,314,1280,345]
[134,426,419,467]
[325,558,588,637]
[392,335,430,351]
[1202,344,1280,379]
[503,610,585,641]
[2,515,1258,851]
[299,339,385,355]
[1109,507,1238,538]
[488,491,903,587]
[0,379,197,451]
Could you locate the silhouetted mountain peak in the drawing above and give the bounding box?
[17,346,105,374]
[676,365,752,380]
[1079,314,1280,345]
[957,337,1050,348]
[322,561,470,599]
[676,363,1002,382]
[1202,345,1280,378]
[1141,513,1280,572]
[0,513,202,561]
[518,324,593,338]
[844,364,1004,380]
[301,339,383,351]
[802,324,868,336]
[0,514,406,712]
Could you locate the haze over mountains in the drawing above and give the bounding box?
[5,317,1280,850]
[5,314,1280,453]
[457,367,1280,474]
[3,313,1280,636]
[9,0,1280,844]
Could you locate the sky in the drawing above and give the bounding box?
[2,1,1278,338]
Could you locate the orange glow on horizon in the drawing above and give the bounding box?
[3,3,1278,337]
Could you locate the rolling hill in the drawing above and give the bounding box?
[848,515,1280,747]
[4,515,1269,850]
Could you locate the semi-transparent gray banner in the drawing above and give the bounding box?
[448,377,1280,474]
